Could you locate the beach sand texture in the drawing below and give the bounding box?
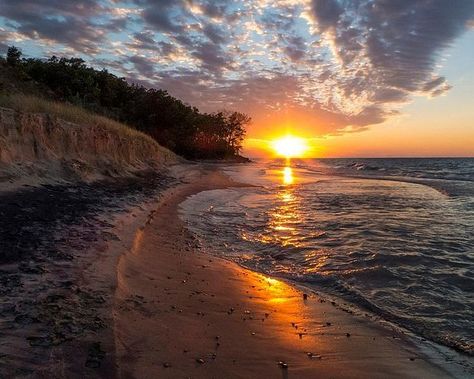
[114,169,451,379]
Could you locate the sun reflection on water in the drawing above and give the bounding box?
[255,164,303,249]
[283,166,294,185]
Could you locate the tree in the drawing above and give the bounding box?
[221,111,250,154]
[3,50,251,159]
[6,46,22,66]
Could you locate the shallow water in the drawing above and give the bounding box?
[180,158,474,356]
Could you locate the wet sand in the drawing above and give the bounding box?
[114,169,452,378]
[0,170,177,377]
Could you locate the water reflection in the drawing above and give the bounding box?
[282,166,294,185]
[180,160,474,356]
[260,164,303,248]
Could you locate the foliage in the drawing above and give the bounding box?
[1,46,250,159]
[0,93,173,157]
[6,46,22,66]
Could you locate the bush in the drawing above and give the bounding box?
[6,46,21,66]
[2,46,250,159]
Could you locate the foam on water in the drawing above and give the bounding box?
[180,158,474,361]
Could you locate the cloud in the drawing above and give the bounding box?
[128,55,156,77]
[202,23,227,45]
[310,0,342,31]
[141,1,183,33]
[135,0,232,73]
[0,0,108,53]
[310,0,474,97]
[0,0,473,135]
[191,41,228,71]
[187,0,231,20]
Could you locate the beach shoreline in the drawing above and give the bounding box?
[0,163,468,378]
[113,166,457,378]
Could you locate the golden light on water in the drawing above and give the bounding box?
[264,184,301,248]
[272,135,309,158]
[283,166,294,185]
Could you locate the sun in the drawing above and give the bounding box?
[271,135,309,158]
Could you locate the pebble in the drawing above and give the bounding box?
[278,361,288,369]
[196,358,205,364]
[306,352,322,359]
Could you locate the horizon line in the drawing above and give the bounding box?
[245,156,474,159]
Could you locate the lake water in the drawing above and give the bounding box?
[180,158,474,359]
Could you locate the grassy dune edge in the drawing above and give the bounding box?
[0,95,178,183]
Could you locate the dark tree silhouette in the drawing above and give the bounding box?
[6,46,21,66]
[1,46,251,159]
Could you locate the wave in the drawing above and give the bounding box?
[181,158,474,358]
[318,158,474,181]
[298,158,474,197]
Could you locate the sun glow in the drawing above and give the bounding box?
[271,135,309,158]
[283,166,293,185]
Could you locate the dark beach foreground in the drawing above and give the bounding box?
[0,164,465,378]
[0,169,178,377]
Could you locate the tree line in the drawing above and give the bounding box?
[2,46,250,160]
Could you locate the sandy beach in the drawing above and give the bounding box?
[113,167,454,378]
[0,164,467,378]
[0,169,177,377]
[2,1,474,375]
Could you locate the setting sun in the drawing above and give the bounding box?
[271,135,309,158]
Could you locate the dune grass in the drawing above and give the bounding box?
[0,94,171,155]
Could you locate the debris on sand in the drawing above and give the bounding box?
[278,361,288,369]
[0,172,177,375]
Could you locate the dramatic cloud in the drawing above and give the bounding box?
[0,0,109,53]
[310,0,474,100]
[1,0,473,134]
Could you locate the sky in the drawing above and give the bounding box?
[0,0,473,157]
